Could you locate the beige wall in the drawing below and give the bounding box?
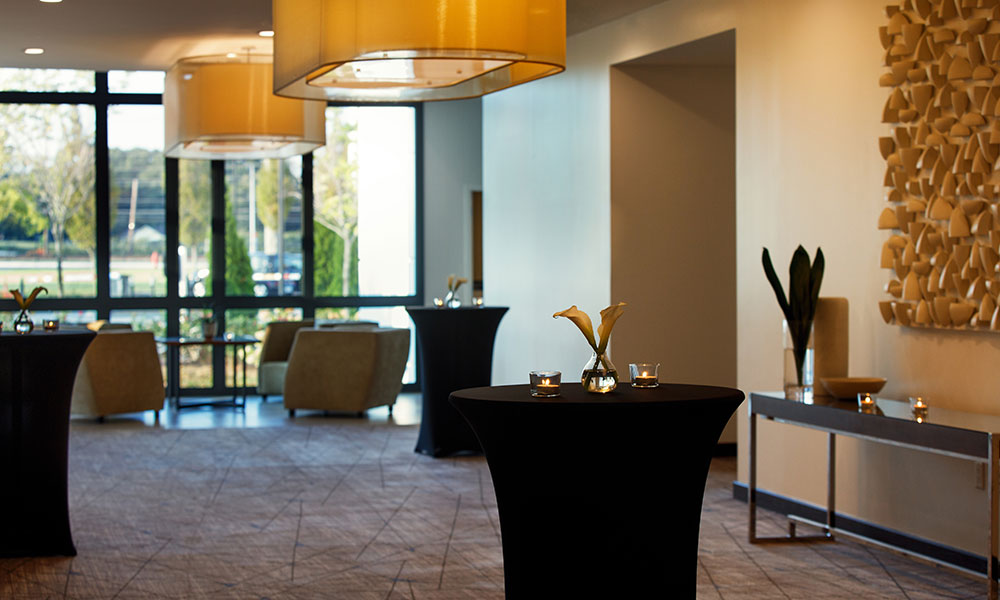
[610,57,737,440]
[483,0,993,553]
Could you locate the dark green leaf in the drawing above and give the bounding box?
[808,247,825,321]
[762,248,791,320]
[788,245,811,323]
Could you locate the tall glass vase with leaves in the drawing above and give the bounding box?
[553,302,627,393]
[762,246,824,401]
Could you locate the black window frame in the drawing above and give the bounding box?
[0,71,424,396]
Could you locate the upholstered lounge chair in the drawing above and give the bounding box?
[71,330,165,421]
[284,327,409,417]
[257,319,314,400]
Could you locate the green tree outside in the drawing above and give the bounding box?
[224,197,254,296]
[314,108,360,297]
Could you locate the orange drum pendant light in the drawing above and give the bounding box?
[272,0,566,102]
[165,54,326,159]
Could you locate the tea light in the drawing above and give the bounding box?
[432,297,445,308]
[629,363,659,388]
[910,396,929,423]
[857,392,877,414]
[43,318,59,331]
[473,297,484,307]
[529,371,561,397]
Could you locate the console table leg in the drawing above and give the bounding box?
[749,410,758,543]
[826,432,836,538]
[989,434,998,600]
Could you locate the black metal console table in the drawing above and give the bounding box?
[749,391,1000,599]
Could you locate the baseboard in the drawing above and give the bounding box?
[731,482,985,576]
[714,442,737,457]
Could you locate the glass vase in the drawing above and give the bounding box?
[444,290,462,308]
[581,352,618,393]
[783,319,814,402]
[14,310,34,335]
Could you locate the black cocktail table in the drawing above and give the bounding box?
[450,382,744,598]
[406,306,507,457]
[0,329,95,557]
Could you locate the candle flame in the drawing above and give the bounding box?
[641,371,648,377]
[542,378,550,385]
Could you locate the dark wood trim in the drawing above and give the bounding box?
[732,481,986,576]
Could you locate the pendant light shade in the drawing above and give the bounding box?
[165,54,326,160]
[272,0,566,102]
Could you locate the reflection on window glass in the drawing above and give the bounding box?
[179,160,211,297]
[109,308,166,335]
[109,105,165,297]
[225,158,302,297]
[314,106,416,297]
[0,103,96,298]
[0,309,96,330]
[179,308,212,388]
[0,68,95,92]
[225,307,303,388]
[108,71,165,94]
[315,305,416,384]
[110,309,168,383]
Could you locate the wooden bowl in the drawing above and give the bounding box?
[820,377,887,399]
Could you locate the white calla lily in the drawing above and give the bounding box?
[553,305,598,350]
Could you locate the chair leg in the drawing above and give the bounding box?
[97,416,105,424]
[388,404,394,416]
[288,409,295,418]
[153,410,160,425]
[262,394,268,403]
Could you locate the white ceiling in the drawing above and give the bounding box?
[0,0,668,72]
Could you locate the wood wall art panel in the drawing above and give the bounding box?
[880,0,1000,331]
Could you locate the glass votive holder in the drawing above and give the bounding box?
[629,363,659,388]
[432,297,445,308]
[224,331,235,341]
[857,392,877,414]
[529,371,561,397]
[473,297,484,307]
[910,396,929,422]
[43,318,59,331]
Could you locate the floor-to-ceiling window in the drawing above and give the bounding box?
[0,69,422,395]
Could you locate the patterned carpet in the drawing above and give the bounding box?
[0,415,984,599]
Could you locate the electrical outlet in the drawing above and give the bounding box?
[976,463,986,490]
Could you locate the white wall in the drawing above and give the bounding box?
[483,0,995,554]
[423,99,482,307]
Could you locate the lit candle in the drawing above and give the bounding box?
[43,319,59,331]
[473,297,484,307]
[536,378,559,396]
[530,370,561,397]
[433,297,445,308]
[910,397,929,422]
[629,363,660,388]
[858,392,876,413]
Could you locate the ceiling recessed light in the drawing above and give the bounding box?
[226,52,237,58]
[258,30,274,38]
[40,0,63,3]
[24,48,44,55]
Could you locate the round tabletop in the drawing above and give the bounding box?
[451,382,744,405]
